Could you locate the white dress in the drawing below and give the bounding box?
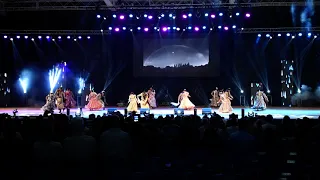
[252,91,268,110]
[178,91,195,109]
[218,92,233,113]
[127,94,138,112]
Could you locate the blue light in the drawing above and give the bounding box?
[49,67,62,93]
[307,33,312,37]
[169,14,172,17]
[129,14,133,18]
[204,13,208,17]
[286,33,290,36]
[236,12,240,16]
[137,27,141,30]
[161,14,164,17]
[266,34,270,37]
[219,13,223,16]
[188,26,192,30]
[144,14,147,17]
[19,77,29,94]
[202,26,206,29]
[97,15,101,18]
[278,34,281,37]
[258,34,261,37]
[232,25,236,29]
[78,78,85,94]
[122,27,126,30]
[108,27,112,30]
[218,26,222,29]
[112,14,116,18]
[298,33,302,36]
[188,13,192,17]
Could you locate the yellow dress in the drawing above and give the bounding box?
[127,94,138,112]
[137,92,149,109]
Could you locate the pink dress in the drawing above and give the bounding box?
[65,90,76,108]
[85,92,103,110]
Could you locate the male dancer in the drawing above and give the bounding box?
[101,91,108,110]
[210,87,219,107]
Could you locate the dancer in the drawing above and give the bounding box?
[218,90,233,113]
[251,90,269,110]
[210,87,220,107]
[178,89,195,110]
[41,93,56,113]
[65,88,76,109]
[127,92,138,112]
[85,90,103,111]
[101,91,108,110]
[137,91,149,108]
[147,87,157,108]
[55,87,65,113]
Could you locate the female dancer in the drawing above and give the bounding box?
[147,87,157,108]
[210,87,220,107]
[55,87,65,113]
[251,90,269,110]
[178,89,195,110]
[64,88,76,109]
[127,92,138,112]
[41,93,55,113]
[218,90,233,113]
[85,90,104,110]
[137,91,149,108]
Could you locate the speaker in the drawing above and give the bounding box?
[107,108,117,114]
[174,108,184,115]
[140,108,150,114]
[202,108,212,115]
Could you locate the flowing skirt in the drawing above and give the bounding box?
[41,101,55,112]
[85,99,103,110]
[148,97,157,108]
[56,97,64,110]
[127,100,138,112]
[210,97,220,107]
[65,97,76,109]
[218,100,233,113]
[178,97,195,110]
[252,97,267,110]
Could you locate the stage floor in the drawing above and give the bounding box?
[0,107,319,119]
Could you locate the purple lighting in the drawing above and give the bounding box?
[182,14,187,18]
[148,15,153,19]
[115,28,120,32]
[224,27,229,30]
[211,14,215,18]
[144,28,149,32]
[245,13,251,17]
[162,27,168,32]
[119,15,125,20]
[194,27,199,31]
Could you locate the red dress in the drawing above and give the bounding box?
[65,90,76,108]
[85,92,103,110]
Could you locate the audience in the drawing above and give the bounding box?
[0,112,320,179]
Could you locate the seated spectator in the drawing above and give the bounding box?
[262,114,277,131]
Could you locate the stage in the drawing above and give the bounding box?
[0,107,319,119]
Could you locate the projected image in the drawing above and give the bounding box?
[141,37,215,76]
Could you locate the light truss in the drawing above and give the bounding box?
[1,0,320,11]
[237,27,320,33]
[0,30,112,35]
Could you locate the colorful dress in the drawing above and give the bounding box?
[218,92,233,113]
[252,91,269,110]
[85,92,103,110]
[55,90,65,110]
[147,89,157,108]
[64,90,76,109]
[41,93,56,112]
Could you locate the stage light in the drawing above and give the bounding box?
[224,27,229,30]
[108,27,112,30]
[87,36,90,39]
[10,38,13,41]
[245,13,250,17]
[236,12,240,16]
[119,15,124,19]
[78,77,85,94]
[16,36,20,39]
[144,14,147,18]
[148,15,153,19]
[278,34,281,37]
[218,26,222,29]
[297,89,301,93]
[161,14,164,17]
[267,90,270,93]
[307,33,311,37]
[240,90,244,93]
[122,27,126,30]
[112,14,116,18]
[58,36,61,39]
[130,29,133,32]
[211,14,215,18]
[298,33,302,36]
[176,27,180,31]
[258,34,261,37]
[292,36,295,39]
[78,36,82,39]
[49,67,61,93]
[219,13,223,16]
[210,28,213,31]
[144,28,149,32]
[169,14,172,17]
[115,28,120,32]
[173,27,176,30]
[162,27,167,31]
[67,36,71,39]
[154,27,157,30]
[174,108,184,115]
[129,14,133,18]
[97,15,101,18]
[270,36,272,39]
[182,14,187,18]
[188,13,192,17]
[202,26,206,29]
[167,27,171,30]
[137,27,141,30]
[188,26,192,30]
[204,13,208,17]
[31,38,34,41]
[103,17,106,20]
[241,28,244,30]
[38,36,42,39]
[172,16,176,19]
[19,78,28,94]
[194,27,199,31]
[286,33,290,36]
[314,35,317,38]
[52,39,55,41]
[46,36,50,39]
[74,39,77,41]
[4,35,7,38]
[232,25,236,29]
[23,35,28,39]
[266,34,270,37]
